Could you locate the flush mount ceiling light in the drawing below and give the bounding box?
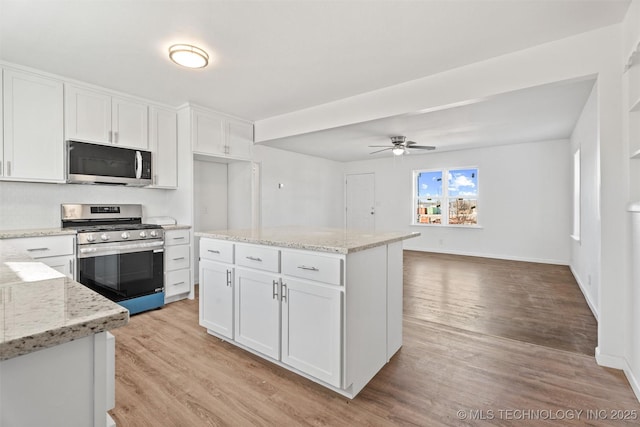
[168,44,209,69]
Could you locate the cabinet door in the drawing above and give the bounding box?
[112,96,148,149]
[227,119,253,159]
[41,255,75,279]
[199,259,234,339]
[281,278,342,387]
[234,269,280,359]
[149,106,177,188]
[3,69,64,181]
[192,110,225,155]
[65,85,112,144]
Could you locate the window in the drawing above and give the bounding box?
[572,149,580,240]
[414,167,478,226]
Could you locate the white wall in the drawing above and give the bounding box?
[569,84,601,318]
[252,145,344,228]
[344,139,571,264]
[0,181,172,229]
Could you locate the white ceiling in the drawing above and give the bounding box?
[0,1,628,163]
[263,77,597,162]
[0,0,629,122]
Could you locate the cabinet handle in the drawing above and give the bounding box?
[208,249,220,254]
[272,279,279,300]
[172,281,185,286]
[6,161,11,177]
[69,259,73,274]
[114,131,119,143]
[281,283,287,302]
[172,257,185,261]
[245,256,262,262]
[173,237,186,240]
[108,130,113,142]
[297,265,319,272]
[226,270,231,287]
[27,247,49,252]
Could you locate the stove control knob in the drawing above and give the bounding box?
[139,231,147,238]
[121,232,130,239]
[86,234,95,242]
[100,233,110,241]
[150,230,158,238]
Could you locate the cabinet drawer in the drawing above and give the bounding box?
[5,235,74,258]
[282,251,343,286]
[200,239,234,263]
[236,244,280,273]
[165,229,190,246]
[165,269,190,297]
[165,245,190,271]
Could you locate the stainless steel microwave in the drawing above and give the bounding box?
[67,140,152,186]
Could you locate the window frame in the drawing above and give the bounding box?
[412,166,480,227]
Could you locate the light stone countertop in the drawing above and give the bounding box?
[0,228,77,239]
[195,227,420,254]
[161,224,192,231]
[0,241,129,361]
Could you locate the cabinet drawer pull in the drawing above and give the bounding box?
[172,257,185,261]
[245,256,262,262]
[272,279,279,300]
[172,236,186,240]
[172,281,185,286]
[208,249,220,254]
[281,283,287,302]
[297,265,319,272]
[27,247,50,252]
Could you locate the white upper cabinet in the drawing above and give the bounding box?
[2,68,65,182]
[149,106,178,188]
[65,84,148,150]
[191,106,253,160]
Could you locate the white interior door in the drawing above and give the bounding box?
[346,173,375,231]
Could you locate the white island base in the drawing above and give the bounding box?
[196,228,417,398]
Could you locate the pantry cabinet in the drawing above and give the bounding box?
[65,84,148,150]
[190,105,253,159]
[149,106,178,188]
[2,68,65,182]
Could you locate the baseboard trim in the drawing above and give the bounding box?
[402,247,568,266]
[595,347,640,403]
[569,265,599,321]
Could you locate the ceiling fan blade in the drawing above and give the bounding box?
[406,141,419,146]
[368,145,393,148]
[409,145,436,150]
[369,147,393,154]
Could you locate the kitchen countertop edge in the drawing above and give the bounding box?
[0,228,77,239]
[195,228,420,254]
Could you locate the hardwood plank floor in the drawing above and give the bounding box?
[109,251,638,426]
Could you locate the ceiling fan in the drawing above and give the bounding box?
[369,136,436,156]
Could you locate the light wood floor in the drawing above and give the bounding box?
[109,251,639,426]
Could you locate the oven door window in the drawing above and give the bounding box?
[78,250,163,299]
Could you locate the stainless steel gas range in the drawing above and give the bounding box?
[61,204,165,314]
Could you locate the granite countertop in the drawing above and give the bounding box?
[161,224,192,231]
[195,227,420,254]
[0,228,77,239]
[0,241,129,361]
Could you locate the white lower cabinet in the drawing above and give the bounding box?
[281,277,342,387]
[4,234,75,279]
[199,258,234,339]
[234,268,280,359]
[164,228,192,302]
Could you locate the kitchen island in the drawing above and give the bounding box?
[0,240,129,427]
[195,227,419,398]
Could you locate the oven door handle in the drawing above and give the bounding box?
[78,240,164,258]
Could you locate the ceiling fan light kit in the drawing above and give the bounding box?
[369,136,436,156]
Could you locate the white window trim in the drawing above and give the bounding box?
[412,166,479,227]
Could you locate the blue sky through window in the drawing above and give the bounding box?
[448,169,478,197]
[417,171,443,197]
